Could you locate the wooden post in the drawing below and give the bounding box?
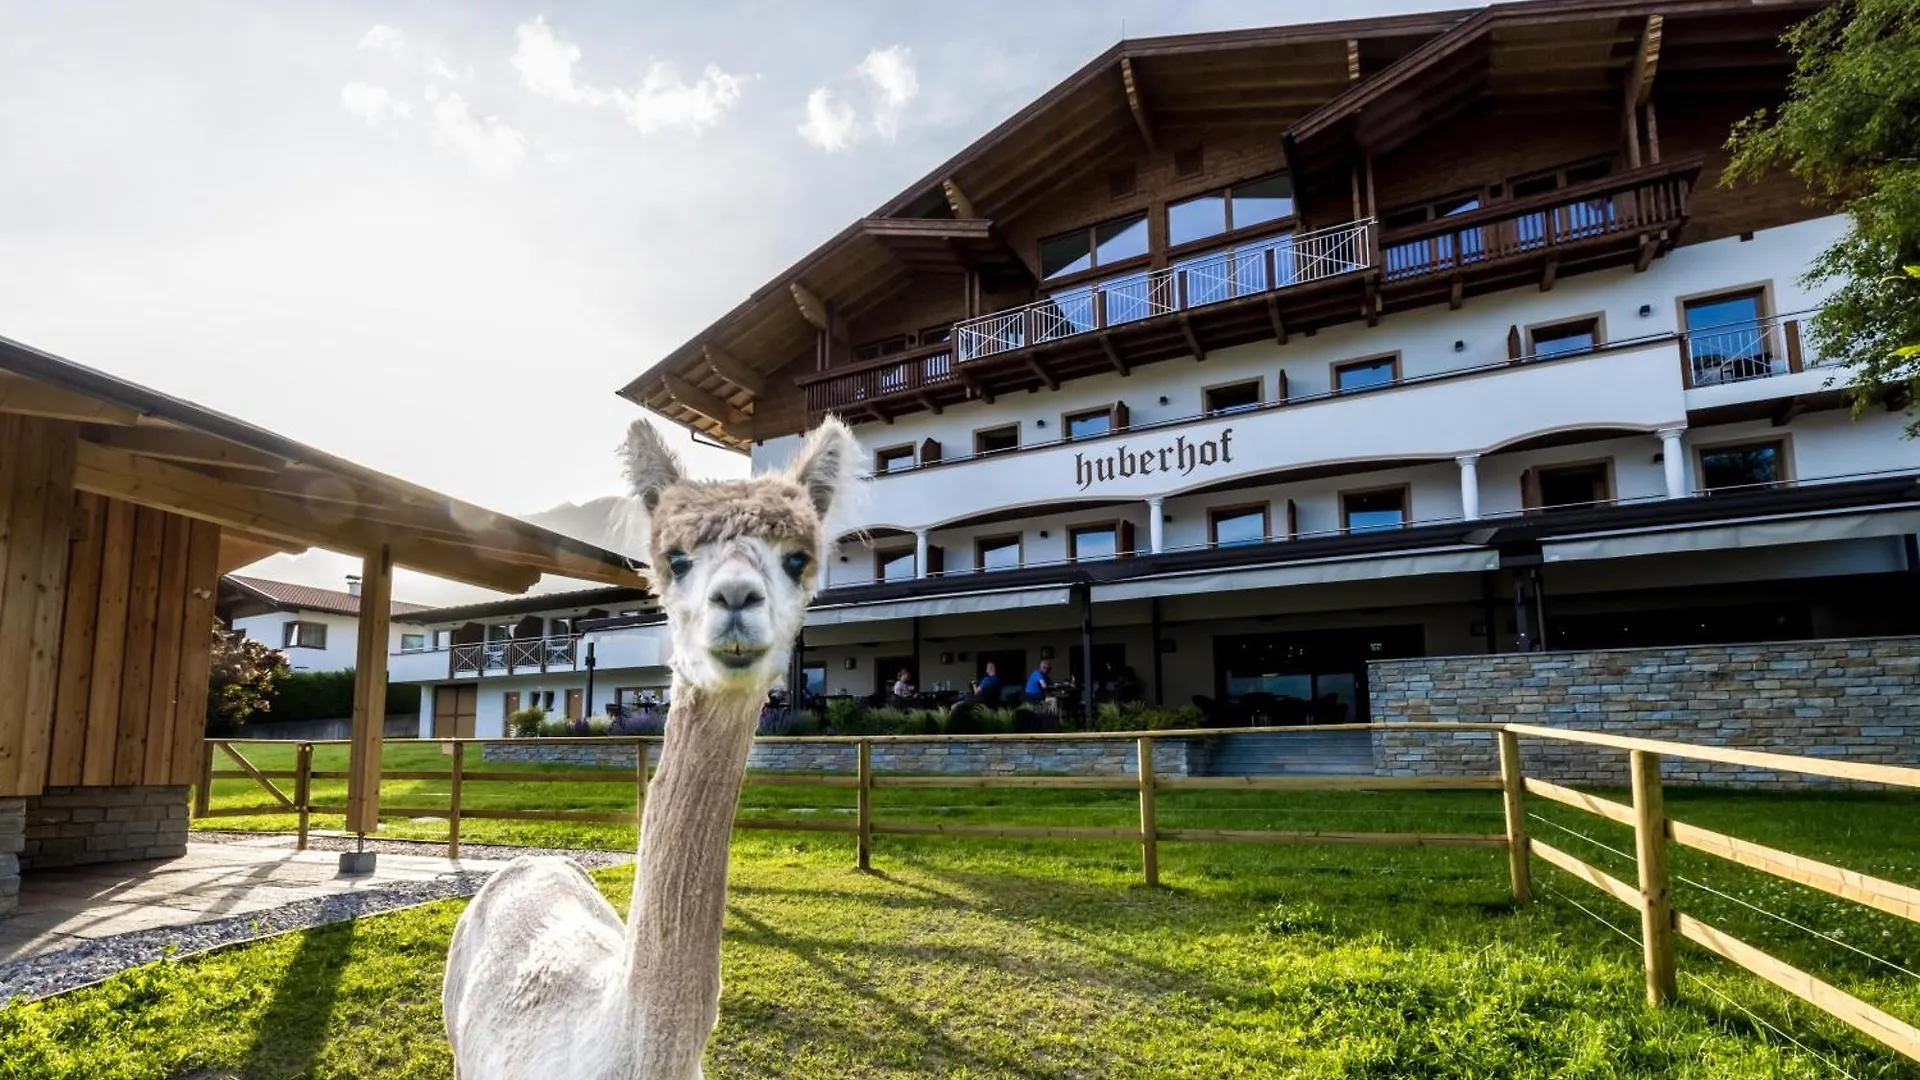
[193,740,214,818]
[345,544,394,836]
[448,741,464,860]
[1137,736,1159,887]
[856,739,873,871]
[634,739,649,827]
[1631,749,1677,1006]
[1497,729,1531,902]
[295,743,313,851]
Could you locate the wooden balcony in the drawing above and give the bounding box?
[801,159,1700,427]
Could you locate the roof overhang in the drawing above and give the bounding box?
[1,334,648,595]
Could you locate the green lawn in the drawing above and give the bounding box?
[1,743,1917,1079]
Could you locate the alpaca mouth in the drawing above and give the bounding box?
[711,642,767,670]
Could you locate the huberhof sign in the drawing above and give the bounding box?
[1074,427,1235,491]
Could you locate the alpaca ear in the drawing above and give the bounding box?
[786,415,862,518]
[621,418,684,512]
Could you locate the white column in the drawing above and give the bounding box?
[1456,454,1481,521]
[1147,497,1165,554]
[914,528,929,579]
[1659,427,1687,499]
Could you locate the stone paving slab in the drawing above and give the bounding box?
[0,842,508,965]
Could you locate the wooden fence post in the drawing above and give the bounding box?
[1498,729,1531,902]
[856,740,873,872]
[193,741,215,818]
[295,743,313,851]
[448,741,464,860]
[1137,736,1159,887]
[1630,749,1677,1006]
[634,739,650,828]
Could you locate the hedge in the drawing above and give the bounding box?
[266,669,418,722]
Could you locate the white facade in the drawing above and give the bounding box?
[232,610,425,673]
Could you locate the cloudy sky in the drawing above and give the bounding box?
[0,0,1451,603]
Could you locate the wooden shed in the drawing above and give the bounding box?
[0,335,646,912]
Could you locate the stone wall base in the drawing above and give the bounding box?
[0,797,22,917]
[21,786,190,870]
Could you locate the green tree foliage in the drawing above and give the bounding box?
[205,622,289,735]
[1724,0,1920,429]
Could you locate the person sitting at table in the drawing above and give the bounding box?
[971,662,1002,703]
[1025,659,1053,709]
[891,668,916,706]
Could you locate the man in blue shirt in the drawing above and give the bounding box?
[1024,659,1052,702]
[974,662,1002,702]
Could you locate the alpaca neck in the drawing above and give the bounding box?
[622,679,758,1074]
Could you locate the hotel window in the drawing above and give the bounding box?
[1528,317,1601,359]
[1342,487,1409,533]
[919,323,953,345]
[1065,407,1113,440]
[875,548,916,583]
[1069,524,1119,562]
[400,633,426,652]
[1383,190,1483,229]
[1698,440,1789,492]
[1208,505,1268,548]
[1683,288,1773,382]
[1204,380,1261,416]
[1333,355,1398,394]
[1529,462,1612,511]
[874,444,915,473]
[974,425,1019,455]
[976,534,1023,572]
[1167,172,1296,248]
[283,621,327,649]
[853,334,910,362]
[1039,212,1149,281]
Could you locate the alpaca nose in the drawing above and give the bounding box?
[708,579,765,614]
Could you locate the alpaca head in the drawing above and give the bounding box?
[623,416,860,698]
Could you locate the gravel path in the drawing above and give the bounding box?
[0,833,633,1003]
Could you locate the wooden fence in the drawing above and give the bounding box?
[196,723,1920,1065]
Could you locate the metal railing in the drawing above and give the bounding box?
[448,633,580,677]
[951,219,1374,363]
[1681,312,1827,387]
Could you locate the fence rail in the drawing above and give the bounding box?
[197,722,1920,1065]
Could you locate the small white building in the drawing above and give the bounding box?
[219,575,429,673]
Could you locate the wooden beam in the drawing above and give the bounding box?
[1626,14,1664,108]
[1178,316,1206,362]
[703,345,764,397]
[1120,57,1155,151]
[0,373,138,426]
[1541,258,1559,292]
[1026,354,1059,392]
[85,427,286,472]
[790,281,832,333]
[1100,334,1131,376]
[345,545,393,835]
[662,373,748,432]
[1265,297,1288,345]
[218,530,306,574]
[942,178,976,220]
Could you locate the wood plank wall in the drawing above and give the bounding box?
[0,413,221,796]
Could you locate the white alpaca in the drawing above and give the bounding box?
[443,417,861,1080]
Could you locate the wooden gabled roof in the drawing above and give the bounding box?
[618,9,1471,447]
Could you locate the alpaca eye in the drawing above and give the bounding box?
[781,551,812,582]
[665,551,692,579]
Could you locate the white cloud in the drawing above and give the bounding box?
[358,24,403,52]
[424,87,526,176]
[512,16,603,105]
[797,87,858,152]
[339,82,410,126]
[428,54,466,83]
[858,45,918,141]
[511,17,743,135]
[615,63,744,134]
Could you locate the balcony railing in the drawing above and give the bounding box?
[449,634,579,677]
[1680,313,1825,387]
[801,342,955,419]
[952,219,1374,363]
[1381,162,1695,282]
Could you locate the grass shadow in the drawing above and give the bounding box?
[236,918,357,1078]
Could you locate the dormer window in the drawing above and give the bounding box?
[1168,173,1295,248]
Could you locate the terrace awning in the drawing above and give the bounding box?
[807,585,1074,626]
[1092,547,1499,603]
[1542,507,1920,564]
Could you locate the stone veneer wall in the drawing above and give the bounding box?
[1369,636,1920,788]
[0,798,21,917]
[483,738,1205,777]
[19,786,191,870]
